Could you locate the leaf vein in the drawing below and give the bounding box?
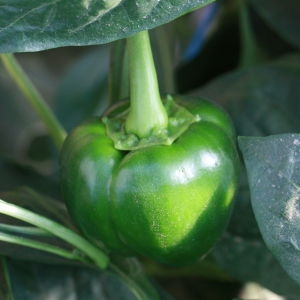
[69,0,123,34]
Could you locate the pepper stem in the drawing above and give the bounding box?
[125,30,168,138]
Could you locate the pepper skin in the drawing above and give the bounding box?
[60,97,240,265]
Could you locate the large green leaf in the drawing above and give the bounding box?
[239,134,300,285]
[0,0,214,53]
[250,0,300,48]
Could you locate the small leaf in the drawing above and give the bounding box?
[0,0,215,53]
[239,134,300,285]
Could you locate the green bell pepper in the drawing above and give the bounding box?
[60,95,239,265]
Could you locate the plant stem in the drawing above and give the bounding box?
[19,186,75,229]
[0,224,52,236]
[109,39,129,105]
[0,231,87,263]
[1,258,14,300]
[238,0,265,67]
[125,31,168,138]
[151,27,176,94]
[0,199,109,269]
[0,53,67,150]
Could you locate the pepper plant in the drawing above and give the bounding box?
[0,0,299,299]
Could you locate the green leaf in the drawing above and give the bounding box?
[0,0,214,53]
[239,134,300,285]
[250,0,300,48]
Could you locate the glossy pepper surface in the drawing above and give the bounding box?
[60,96,239,265]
